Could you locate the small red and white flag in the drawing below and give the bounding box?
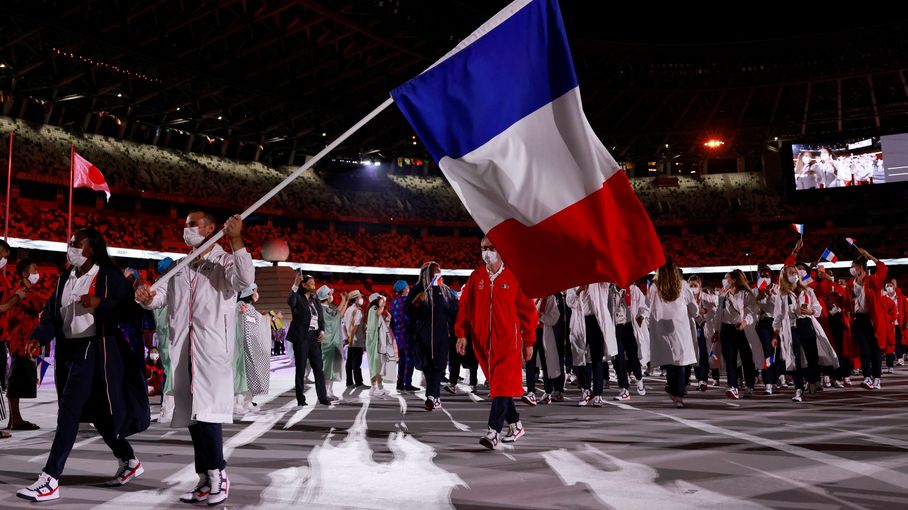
[73,152,111,201]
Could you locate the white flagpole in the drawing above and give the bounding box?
[151,96,395,292]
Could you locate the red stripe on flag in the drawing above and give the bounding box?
[488,172,664,298]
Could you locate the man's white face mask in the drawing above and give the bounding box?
[183,226,206,248]
[481,249,499,265]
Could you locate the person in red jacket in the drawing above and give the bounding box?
[455,236,537,450]
[885,280,906,366]
[844,247,887,389]
[881,292,897,374]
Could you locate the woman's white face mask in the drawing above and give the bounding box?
[787,274,799,284]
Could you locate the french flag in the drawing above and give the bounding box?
[820,248,838,263]
[763,354,775,369]
[791,223,805,236]
[391,0,664,296]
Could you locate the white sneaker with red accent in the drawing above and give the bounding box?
[105,458,144,486]
[480,428,500,450]
[614,389,631,401]
[501,421,525,443]
[206,469,229,506]
[17,472,60,502]
[179,473,211,504]
[521,392,538,406]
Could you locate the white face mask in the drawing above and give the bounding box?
[67,246,88,268]
[150,354,159,361]
[787,274,799,284]
[481,249,499,265]
[0,257,6,270]
[850,267,858,277]
[356,298,364,306]
[722,278,732,289]
[885,285,895,294]
[690,286,701,295]
[27,273,40,285]
[183,226,206,248]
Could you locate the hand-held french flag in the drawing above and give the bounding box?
[820,248,838,263]
[391,0,664,297]
[792,223,805,237]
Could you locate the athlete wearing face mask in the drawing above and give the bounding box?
[845,247,888,390]
[753,265,780,395]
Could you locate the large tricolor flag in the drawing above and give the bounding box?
[391,0,664,297]
[72,151,111,201]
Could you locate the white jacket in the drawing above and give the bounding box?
[537,295,562,378]
[565,288,590,366]
[566,283,618,360]
[143,245,255,427]
[772,289,840,371]
[645,283,698,366]
[713,289,765,370]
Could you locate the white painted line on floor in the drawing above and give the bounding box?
[729,461,869,510]
[611,400,908,491]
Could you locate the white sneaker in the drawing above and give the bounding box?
[885,367,894,374]
[104,458,144,486]
[369,386,391,399]
[779,376,790,388]
[833,379,845,388]
[179,474,210,504]
[792,389,804,402]
[480,428,500,450]
[17,472,60,502]
[577,389,591,407]
[590,395,604,407]
[636,379,646,396]
[501,421,525,443]
[873,378,881,390]
[764,383,774,395]
[433,397,443,410]
[614,389,630,401]
[159,394,174,423]
[861,377,873,390]
[521,392,538,406]
[206,469,229,506]
[539,393,552,405]
[897,358,904,366]
[725,387,740,400]
[822,375,832,388]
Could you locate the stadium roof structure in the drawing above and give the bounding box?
[2,0,908,167]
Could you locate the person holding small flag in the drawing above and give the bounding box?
[772,266,833,402]
[753,264,781,395]
[844,247,888,390]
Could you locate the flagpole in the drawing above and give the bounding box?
[151,96,395,292]
[68,144,74,242]
[4,130,12,242]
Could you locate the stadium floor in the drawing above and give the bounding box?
[2,358,908,509]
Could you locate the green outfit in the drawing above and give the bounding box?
[152,306,173,395]
[321,303,344,382]
[233,303,249,394]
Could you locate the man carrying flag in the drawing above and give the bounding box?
[391,0,663,298]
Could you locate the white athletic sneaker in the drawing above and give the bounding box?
[636,379,646,396]
[521,392,538,406]
[726,387,740,400]
[501,421,525,443]
[159,394,174,423]
[577,389,591,407]
[861,377,873,390]
[764,383,774,395]
[104,458,144,486]
[614,389,630,401]
[539,393,552,405]
[779,376,790,388]
[885,367,894,374]
[17,472,60,502]
[873,378,881,390]
[792,389,804,402]
[822,375,832,388]
[179,473,210,504]
[206,469,229,506]
[590,395,604,407]
[480,428,500,450]
[833,379,845,388]
[433,397,443,410]
[897,358,905,366]
[844,376,853,387]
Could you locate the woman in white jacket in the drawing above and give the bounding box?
[772,266,824,403]
[715,270,761,400]
[646,260,698,408]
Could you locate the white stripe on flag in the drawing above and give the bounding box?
[439,88,619,231]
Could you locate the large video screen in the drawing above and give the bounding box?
[790,133,908,190]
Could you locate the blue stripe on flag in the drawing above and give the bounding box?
[391,0,578,161]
